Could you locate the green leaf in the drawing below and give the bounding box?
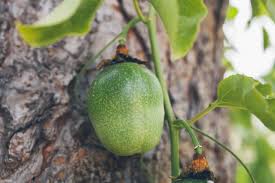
[262,27,270,50]
[150,0,207,60]
[256,82,272,96]
[263,0,275,22]
[230,109,252,128]
[263,64,275,90]
[16,0,103,47]
[251,0,268,18]
[217,74,275,131]
[250,0,275,23]
[226,5,238,20]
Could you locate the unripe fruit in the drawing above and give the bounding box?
[87,62,164,156]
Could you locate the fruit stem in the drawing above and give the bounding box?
[192,126,256,183]
[74,17,141,99]
[146,6,180,179]
[174,120,203,155]
[80,17,140,74]
[188,101,218,124]
[119,17,141,44]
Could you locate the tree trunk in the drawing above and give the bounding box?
[0,0,235,183]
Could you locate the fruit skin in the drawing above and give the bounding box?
[87,62,164,156]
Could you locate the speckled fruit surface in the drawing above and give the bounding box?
[87,62,164,156]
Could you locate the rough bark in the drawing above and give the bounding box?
[0,0,235,183]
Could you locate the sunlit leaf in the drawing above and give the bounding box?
[263,64,275,90]
[217,74,275,131]
[226,5,238,20]
[16,0,103,47]
[256,137,275,161]
[263,0,275,22]
[250,0,275,23]
[150,0,207,60]
[256,83,272,96]
[263,27,270,50]
[251,0,268,18]
[230,109,252,128]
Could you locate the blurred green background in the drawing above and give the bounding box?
[230,64,275,183]
[224,0,275,182]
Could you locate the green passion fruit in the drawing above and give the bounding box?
[87,62,164,156]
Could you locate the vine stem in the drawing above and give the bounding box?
[174,120,203,155]
[133,0,148,23]
[188,101,218,124]
[192,126,256,183]
[146,6,180,179]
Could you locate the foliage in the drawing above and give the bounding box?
[150,0,207,60]
[216,74,275,131]
[16,0,103,47]
[262,0,275,22]
[250,0,275,22]
[263,65,275,90]
[227,38,275,183]
[226,5,238,20]
[251,0,268,18]
[230,109,251,128]
[263,27,271,50]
